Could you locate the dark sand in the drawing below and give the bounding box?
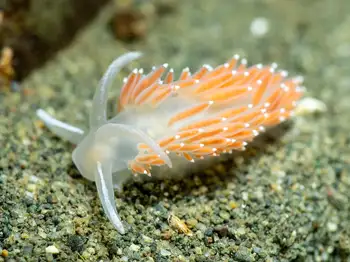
[1,0,350,261]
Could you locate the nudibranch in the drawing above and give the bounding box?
[36,51,304,234]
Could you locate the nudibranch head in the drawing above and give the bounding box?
[37,51,305,234]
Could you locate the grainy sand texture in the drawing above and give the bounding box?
[1,0,350,261]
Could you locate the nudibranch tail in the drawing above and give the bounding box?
[90,51,142,129]
[36,109,84,144]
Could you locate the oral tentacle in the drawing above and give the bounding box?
[36,109,84,144]
[95,161,125,234]
[90,52,143,129]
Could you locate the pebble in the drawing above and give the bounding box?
[235,246,254,262]
[195,230,204,240]
[327,222,338,232]
[129,244,140,252]
[127,215,135,224]
[45,245,59,254]
[253,247,261,254]
[142,234,153,243]
[219,211,230,220]
[204,236,214,245]
[254,188,264,199]
[242,192,249,201]
[196,222,207,231]
[294,97,327,116]
[160,248,171,257]
[82,247,95,258]
[186,218,198,228]
[214,225,229,237]
[236,227,246,236]
[195,246,202,255]
[67,235,85,252]
[229,201,239,209]
[1,250,9,257]
[211,215,224,225]
[204,228,213,237]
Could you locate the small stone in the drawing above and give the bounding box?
[270,183,282,192]
[196,222,206,231]
[195,246,202,255]
[129,244,140,252]
[219,211,230,220]
[204,236,214,245]
[27,184,37,192]
[204,228,213,236]
[229,201,239,209]
[242,192,249,201]
[327,222,338,232]
[1,249,9,257]
[235,246,254,262]
[82,247,95,258]
[339,232,350,253]
[160,249,171,257]
[236,227,246,236]
[127,215,135,224]
[198,186,208,194]
[45,245,59,254]
[142,234,153,243]
[253,247,261,254]
[196,230,204,240]
[294,97,327,116]
[121,256,129,262]
[67,235,85,252]
[23,245,33,256]
[211,215,224,225]
[186,218,198,228]
[161,230,173,240]
[254,188,264,199]
[286,230,297,246]
[21,233,29,239]
[214,225,229,237]
[38,229,47,239]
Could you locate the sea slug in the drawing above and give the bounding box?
[36,51,304,234]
